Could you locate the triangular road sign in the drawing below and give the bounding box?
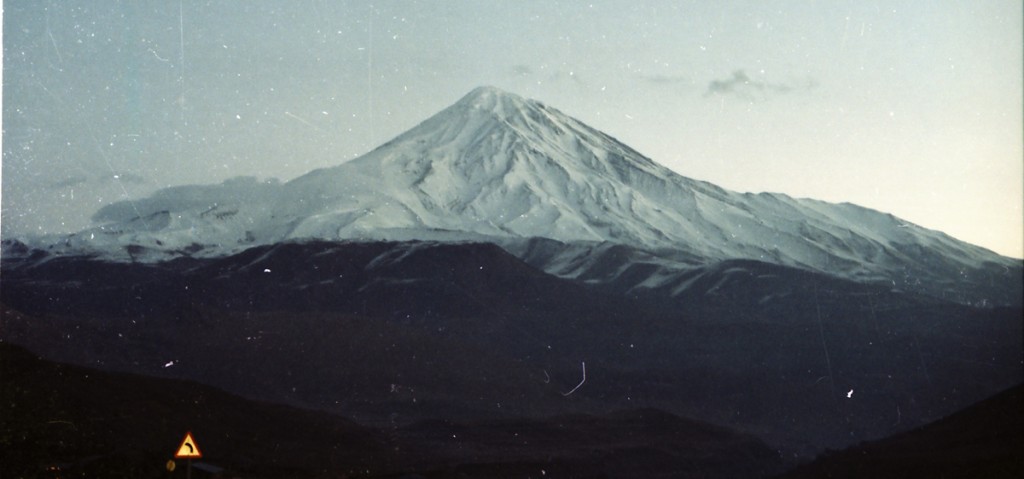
[174,431,203,459]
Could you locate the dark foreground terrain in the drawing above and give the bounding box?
[4,342,1020,478]
[2,239,1021,477]
[775,383,1023,479]
[0,342,786,478]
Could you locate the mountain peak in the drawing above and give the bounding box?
[463,84,514,98]
[455,85,535,117]
[31,86,1020,307]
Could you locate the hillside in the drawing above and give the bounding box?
[0,341,786,478]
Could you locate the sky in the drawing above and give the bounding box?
[2,0,1022,258]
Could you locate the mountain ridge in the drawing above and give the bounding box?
[4,239,1021,457]
[5,85,1020,475]
[0,340,789,478]
[9,86,1021,306]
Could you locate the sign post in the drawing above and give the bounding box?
[173,432,202,479]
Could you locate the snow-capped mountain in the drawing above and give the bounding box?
[16,86,1021,305]
[5,87,1022,460]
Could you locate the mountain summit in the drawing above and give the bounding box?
[284,85,720,248]
[18,86,1021,305]
[7,87,1021,471]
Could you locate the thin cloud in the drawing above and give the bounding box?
[51,176,89,189]
[511,64,533,77]
[99,172,148,185]
[50,173,149,190]
[640,73,692,85]
[509,64,585,86]
[705,69,817,100]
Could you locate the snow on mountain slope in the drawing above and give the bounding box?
[15,86,1020,304]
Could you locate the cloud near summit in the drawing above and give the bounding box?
[705,70,817,100]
